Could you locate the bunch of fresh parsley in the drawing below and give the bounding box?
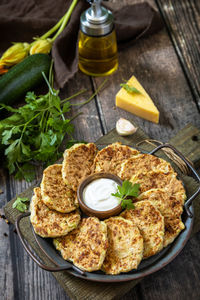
[112,180,140,209]
[0,68,82,182]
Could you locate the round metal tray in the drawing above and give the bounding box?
[16,144,200,282]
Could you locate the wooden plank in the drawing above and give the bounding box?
[0,170,14,300]
[0,210,14,300]
[169,124,200,169]
[155,0,200,110]
[1,0,200,299]
[60,73,104,142]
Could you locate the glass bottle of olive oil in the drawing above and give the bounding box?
[78,0,118,77]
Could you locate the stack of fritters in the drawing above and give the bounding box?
[30,187,80,238]
[119,153,186,248]
[94,142,140,175]
[41,164,78,213]
[136,189,185,247]
[121,201,165,258]
[30,142,186,275]
[30,164,81,238]
[101,217,144,274]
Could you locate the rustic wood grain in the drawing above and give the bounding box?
[1,0,200,299]
[0,209,14,300]
[60,72,104,142]
[169,124,200,169]
[93,28,200,141]
[155,0,200,110]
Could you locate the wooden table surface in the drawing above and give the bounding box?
[1,0,200,299]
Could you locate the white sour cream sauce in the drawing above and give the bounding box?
[83,178,119,211]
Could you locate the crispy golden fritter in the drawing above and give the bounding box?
[119,154,174,180]
[53,217,108,272]
[30,187,80,238]
[121,201,164,258]
[136,188,185,218]
[62,143,98,191]
[130,171,183,194]
[163,176,186,198]
[94,142,139,175]
[120,154,186,202]
[102,217,143,275]
[136,188,185,248]
[163,217,185,247]
[41,164,77,213]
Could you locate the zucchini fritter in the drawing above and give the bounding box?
[41,164,77,213]
[121,201,164,258]
[94,142,139,175]
[137,188,185,218]
[54,217,108,272]
[30,187,80,238]
[102,217,143,275]
[163,217,185,247]
[130,171,184,195]
[119,154,174,180]
[136,189,185,248]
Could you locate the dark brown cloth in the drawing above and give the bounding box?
[0,0,163,88]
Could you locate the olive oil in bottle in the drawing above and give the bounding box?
[78,0,118,76]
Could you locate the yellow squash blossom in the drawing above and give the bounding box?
[0,0,79,72]
[29,39,52,55]
[0,65,8,75]
[0,43,29,68]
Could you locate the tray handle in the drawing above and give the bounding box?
[149,143,200,218]
[15,212,85,276]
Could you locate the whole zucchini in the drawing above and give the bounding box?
[0,54,51,106]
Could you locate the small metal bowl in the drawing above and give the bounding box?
[77,173,123,219]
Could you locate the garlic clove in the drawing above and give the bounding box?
[116,118,138,136]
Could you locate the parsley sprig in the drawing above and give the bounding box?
[112,180,140,210]
[12,197,29,212]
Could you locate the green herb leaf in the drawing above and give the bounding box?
[62,102,71,113]
[111,192,121,199]
[15,163,35,182]
[121,199,135,210]
[25,91,37,102]
[120,83,141,94]
[12,196,29,212]
[112,180,140,210]
[2,129,13,145]
[124,181,140,197]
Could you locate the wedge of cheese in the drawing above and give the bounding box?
[116,76,159,123]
